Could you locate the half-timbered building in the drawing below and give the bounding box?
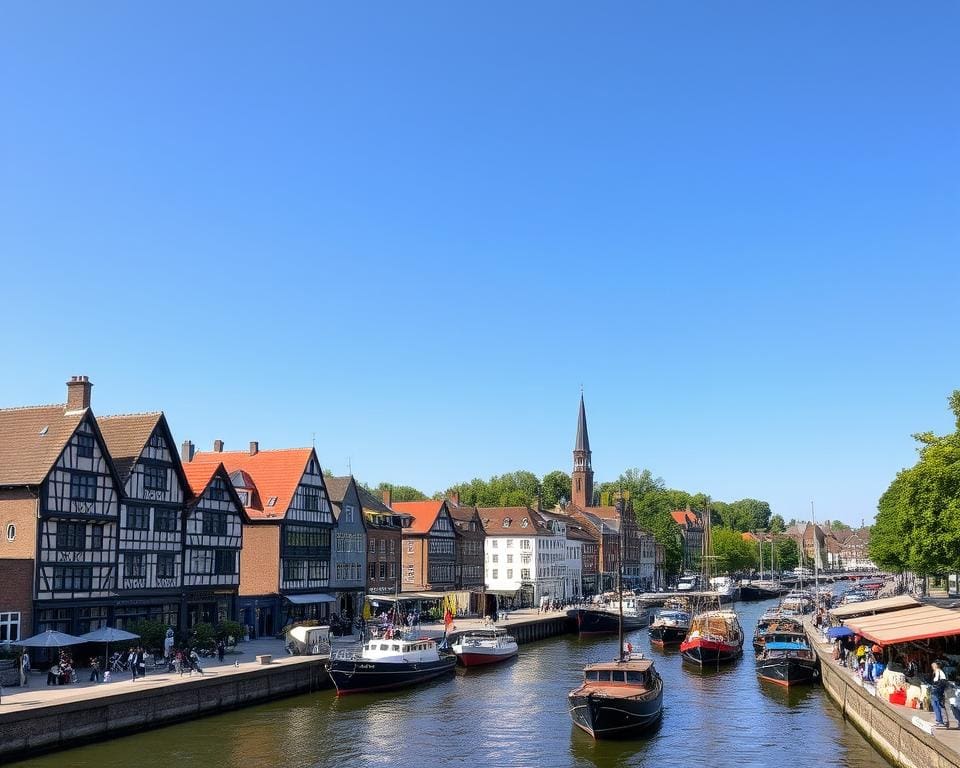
[0,377,122,637]
[392,500,457,593]
[99,412,188,630]
[358,487,409,598]
[446,495,486,610]
[181,459,246,627]
[324,475,366,620]
[186,441,335,638]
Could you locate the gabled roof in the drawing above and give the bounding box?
[0,404,88,485]
[448,504,482,530]
[181,461,248,518]
[323,475,353,504]
[392,500,449,534]
[670,509,701,528]
[357,485,397,515]
[98,412,163,484]
[188,447,316,520]
[477,506,548,535]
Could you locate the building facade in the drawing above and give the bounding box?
[325,476,367,619]
[392,500,457,592]
[670,508,703,573]
[358,487,407,597]
[447,497,485,595]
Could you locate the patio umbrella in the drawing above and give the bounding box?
[80,627,140,671]
[827,626,855,639]
[17,629,86,647]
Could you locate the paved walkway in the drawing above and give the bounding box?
[0,637,324,714]
[808,622,960,754]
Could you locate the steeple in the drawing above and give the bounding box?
[572,391,594,508]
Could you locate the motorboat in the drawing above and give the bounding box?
[648,609,691,647]
[451,627,518,667]
[570,596,649,636]
[709,576,739,603]
[755,629,818,687]
[568,653,663,738]
[327,634,456,695]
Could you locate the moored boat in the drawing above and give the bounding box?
[752,614,803,655]
[327,634,456,695]
[571,599,649,636]
[648,609,691,647]
[451,627,518,667]
[739,581,786,601]
[755,630,818,687]
[680,610,744,667]
[568,654,664,739]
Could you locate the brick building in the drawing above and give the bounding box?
[392,500,457,592]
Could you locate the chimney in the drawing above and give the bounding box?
[65,375,93,412]
[180,440,195,462]
[447,490,460,506]
[382,489,392,507]
[249,441,259,456]
[213,439,224,453]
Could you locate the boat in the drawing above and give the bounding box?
[568,653,664,738]
[739,580,786,601]
[752,614,803,655]
[451,626,518,667]
[648,609,691,647]
[568,493,664,739]
[570,596,649,636]
[679,610,744,667]
[709,576,739,603]
[755,628,818,687]
[327,634,456,695]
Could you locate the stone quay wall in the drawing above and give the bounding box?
[0,657,331,763]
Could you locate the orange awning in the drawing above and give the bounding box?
[844,605,960,645]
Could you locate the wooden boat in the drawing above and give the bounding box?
[739,581,786,601]
[327,635,456,695]
[648,609,691,647]
[752,614,803,655]
[570,596,649,636]
[755,630,818,687]
[568,654,664,738]
[451,627,518,667]
[680,610,744,667]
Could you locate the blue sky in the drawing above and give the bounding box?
[1,3,957,526]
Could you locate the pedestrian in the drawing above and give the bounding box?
[189,649,204,675]
[128,647,138,681]
[175,649,184,676]
[932,662,950,728]
[217,639,226,663]
[47,662,60,686]
[20,652,30,687]
[136,646,146,680]
[89,657,101,683]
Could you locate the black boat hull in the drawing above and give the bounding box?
[568,689,663,739]
[327,655,456,695]
[756,657,819,687]
[739,584,782,601]
[648,624,688,646]
[572,609,646,636]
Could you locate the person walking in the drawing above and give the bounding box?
[136,647,146,680]
[128,647,138,681]
[89,657,101,683]
[932,661,950,728]
[189,649,204,675]
[217,639,226,663]
[20,652,30,687]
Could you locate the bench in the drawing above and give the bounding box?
[255,654,272,665]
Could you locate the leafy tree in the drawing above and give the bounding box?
[870,390,960,576]
[129,619,168,654]
[774,537,800,571]
[191,622,217,650]
[445,471,541,508]
[541,470,572,509]
[367,482,427,502]
[712,528,757,573]
[769,514,786,533]
[830,520,852,532]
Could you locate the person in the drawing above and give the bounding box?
[932,662,950,728]
[189,649,204,675]
[217,639,226,663]
[89,657,101,683]
[136,647,146,680]
[20,652,30,687]
[174,649,184,676]
[47,662,60,686]
[128,647,138,681]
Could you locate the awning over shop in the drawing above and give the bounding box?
[844,605,960,645]
[830,595,919,620]
[284,593,336,605]
[485,589,520,597]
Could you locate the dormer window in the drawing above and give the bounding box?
[502,518,511,528]
[521,518,529,528]
[267,496,278,507]
[237,490,250,506]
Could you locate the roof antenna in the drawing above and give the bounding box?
[311,431,316,447]
[347,457,352,475]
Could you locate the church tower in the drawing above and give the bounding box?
[572,392,594,508]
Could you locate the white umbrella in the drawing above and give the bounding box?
[17,629,86,647]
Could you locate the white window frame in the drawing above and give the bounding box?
[0,611,21,643]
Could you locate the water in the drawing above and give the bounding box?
[10,599,891,768]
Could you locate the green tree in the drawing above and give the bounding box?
[129,619,168,654]
[541,470,572,509]
[774,537,800,571]
[712,528,757,573]
[769,514,786,533]
[369,482,427,502]
[870,390,960,576]
[445,470,541,508]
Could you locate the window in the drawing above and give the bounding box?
[124,553,146,578]
[507,569,513,579]
[492,554,499,563]
[143,464,167,491]
[6,523,15,542]
[215,550,236,575]
[492,539,498,548]
[389,539,396,555]
[368,562,376,579]
[379,538,386,554]
[156,553,175,579]
[502,518,511,528]
[70,473,97,502]
[345,504,355,523]
[78,605,108,633]
[90,525,103,550]
[236,490,250,506]
[57,521,86,551]
[203,512,228,536]
[127,505,149,530]
[389,562,396,578]
[506,539,513,548]
[53,566,92,591]
[379,562,387,579]
[507,554,513,563]
[76,433,95,459]
[283,559,305,582]
[189,549,215,575]
[308,560,329,581]
[208,481,226,501]
[492,569,498,579]
[0,612,21,643]
[303,487,321,511]
[521,568,530,580]
[155,508,178,532]
[521,517,529,528]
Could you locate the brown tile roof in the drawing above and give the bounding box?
[188,447,315,520]
[98,412,162,484]
[392,500,447,534]
[323,475,352,504]
[357,485,396,515]
[477,506,547,535]
[0,404,86,485]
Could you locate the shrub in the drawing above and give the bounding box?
[217,620,243,644]
[129,619,169,655]
[191,622,217,651]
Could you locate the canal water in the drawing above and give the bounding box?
[11,599,891,768]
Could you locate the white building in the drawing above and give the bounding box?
[540,510,582,600]
[479,507,566,606]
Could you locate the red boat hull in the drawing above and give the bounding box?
[679,636,742,666]
[457,649,518,667]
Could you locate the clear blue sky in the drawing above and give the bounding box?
[2,3,957,526]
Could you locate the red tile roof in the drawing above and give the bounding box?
[188,447,315,519]
[181,461,220,498]
[392,500,446,534]
[671,509,700,526]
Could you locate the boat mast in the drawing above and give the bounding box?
[616,490,625,659]
[812,501,819,594]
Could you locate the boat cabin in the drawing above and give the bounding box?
[581,657,656,690]
[361,637,441,663]
[459,627,515,646]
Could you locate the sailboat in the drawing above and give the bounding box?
[739,534,786,600]
[679,503,744,667]
[568,494,664,739]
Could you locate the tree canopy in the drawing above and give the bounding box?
[870,390,960,575]
[366,482,428,502]
[711,528,757,573]
[445,470,541,508]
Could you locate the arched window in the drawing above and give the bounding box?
[6,523,15,542]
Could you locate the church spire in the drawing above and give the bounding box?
[572,391,594,508]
